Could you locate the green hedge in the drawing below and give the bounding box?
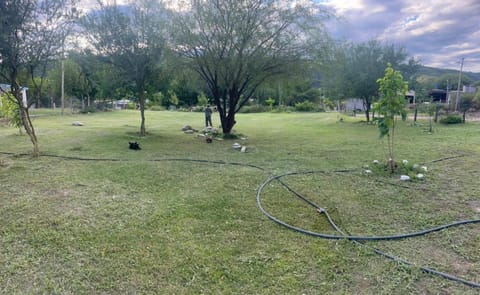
[294,101,325,112]
[439,115,463,124]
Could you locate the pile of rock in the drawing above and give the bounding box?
[182,125,198,133]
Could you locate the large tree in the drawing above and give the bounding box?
[173,0,330,135]
[317,41,348,107]
[347,41,416,122]
[82,0,167,136]
[0,0,77,156]
[322,40,419,122]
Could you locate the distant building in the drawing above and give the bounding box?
[447,85,477,106]
[112,99,130,110]
[344,98,366,112]
[428,89,447,103]
[427,85,477,107]
[406,90,416,104]
[462,85,477,93]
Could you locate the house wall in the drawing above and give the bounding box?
[344,98,366,112]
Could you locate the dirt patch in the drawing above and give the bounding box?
[467,201,480,213]
[0,157,13,169]
[452,261,475,276]
[44,188,72,199]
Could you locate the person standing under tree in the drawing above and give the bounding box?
[205,104,213,127]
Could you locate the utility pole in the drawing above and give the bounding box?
[455,57,464,112]
[61,42,65,115]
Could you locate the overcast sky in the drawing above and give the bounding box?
[324,0,480,72]
[78,0,480,73]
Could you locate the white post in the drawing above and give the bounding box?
[22,88,27,107]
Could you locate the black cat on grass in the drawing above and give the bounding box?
[129,141,141,150]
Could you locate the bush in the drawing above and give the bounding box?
[0,93,22,128]
[149,105,165,111]
[80,106,97,114]
[190,106,205,112]
[238,105,268,113]
[197,92,209,106]
[294,101,324,112]
[439,115,463,124]
[270,105,295,113]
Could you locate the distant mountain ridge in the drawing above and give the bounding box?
[418,66,480,82]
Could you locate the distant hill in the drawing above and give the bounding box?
[418,66,480,82]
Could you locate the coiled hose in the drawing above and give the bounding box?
[256,170,480,288]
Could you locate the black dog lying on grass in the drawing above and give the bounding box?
[129,141,141,150]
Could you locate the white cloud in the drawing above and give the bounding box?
[325,0,480,72]
[323,0,365,13]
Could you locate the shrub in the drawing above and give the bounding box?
[265,97,275,108]
[270,105,294,113]
[0,93,22,129]
[294,101,324,112]
[439,115,463,124]
[149,105,165,111]
[79,106,97,114]
[191,106,205,112]
[197,92,209,106]
[238,105,268,113]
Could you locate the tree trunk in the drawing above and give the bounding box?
[138,89,146,136]
[434,104,439,123]
[220,110,236,136]
[19,105,40,157]
[414,106,418,122]
[10,81,39,156]
[364,98,370,122]
[364,107,370,122]
[140,107,146,136]
[214,90,239,136]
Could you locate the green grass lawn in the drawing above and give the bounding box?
[0,109,479,294]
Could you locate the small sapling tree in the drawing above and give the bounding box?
[374,63,408,173]
[0,0,78,156]
[265,98,275,110]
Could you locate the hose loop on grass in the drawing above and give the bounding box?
[256,170,480,288]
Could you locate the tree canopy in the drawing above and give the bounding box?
[82,0,168,136]
[320,40,419,121]
[0,0,78,155]
[173,0,331,134]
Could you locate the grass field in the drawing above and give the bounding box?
[0,109,479,294]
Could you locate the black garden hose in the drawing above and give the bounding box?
[256,170,480,288]
[257,171,480,241]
